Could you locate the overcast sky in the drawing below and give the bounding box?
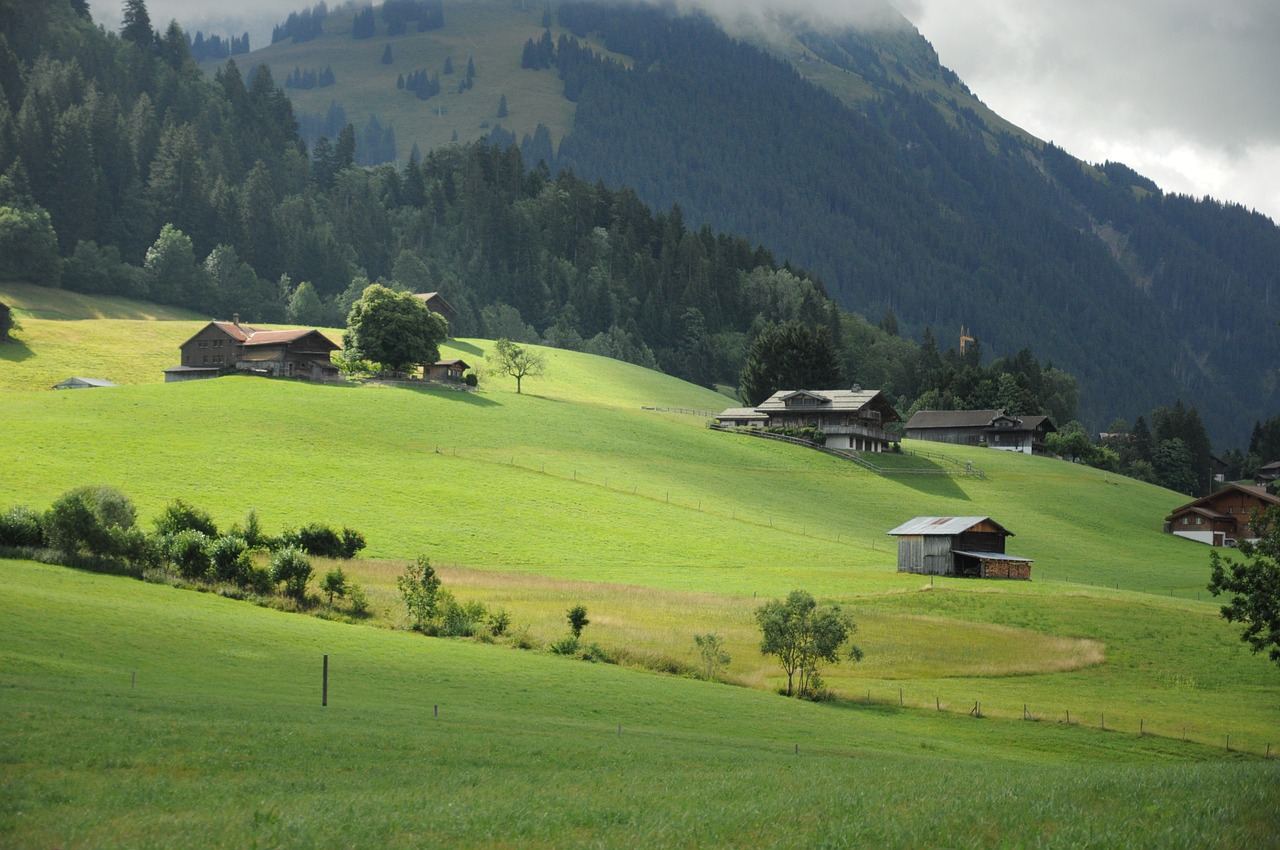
[88,0,1280,222]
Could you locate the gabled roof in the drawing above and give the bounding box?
[53,377,117,388]
[242,328,338,350]
[756,388,900,422]
[431,359,470,368]
[905,409,1055,433]
[1166,483,1280,517]
[716,406,769,420]
[886,516,1013,537]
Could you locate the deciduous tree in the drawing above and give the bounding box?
[343,283,448,374]
[1209,507,1280,671]
[755,589,862,698]
[487,338,546,394]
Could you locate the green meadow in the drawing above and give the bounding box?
[2,285,1279,846]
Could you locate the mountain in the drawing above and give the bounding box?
[239,0,1280,446]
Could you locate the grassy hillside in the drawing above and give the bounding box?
[3,288,1278,844]
[240,0,589,158]
[3,558,1276,849]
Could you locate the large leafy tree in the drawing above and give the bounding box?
[738,320,843,406]
[1208,507,1280,671]
[755,589,862,698]
[343,283,448,374]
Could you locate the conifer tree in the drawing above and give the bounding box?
[121,0,154,49]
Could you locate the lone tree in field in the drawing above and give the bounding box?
[487,338,545,394]
[1209,506,1280,671]
[397,555,442,631]
[566,604,589,638]
[344,283,449,375]
[755,589,862,698]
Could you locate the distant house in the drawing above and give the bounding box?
[1164,483,1280,547]
[887,516,1032,579]
[1253,461,1280,487]
[164,315,340,383]
[412,292,458,330]
[716,388,901,452]
[53,377,117,390]
[423,358,469,382]
[904,409,1056,455]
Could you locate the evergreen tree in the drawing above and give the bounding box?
[121,0,154,50]
[497,94,508,118]
[381,44,393,65]
[739,321,844,406]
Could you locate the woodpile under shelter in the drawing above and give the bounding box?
[887,516,1032,580]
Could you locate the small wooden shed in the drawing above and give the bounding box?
[886,516,1032,580]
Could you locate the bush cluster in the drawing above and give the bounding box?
[0,489,368,612]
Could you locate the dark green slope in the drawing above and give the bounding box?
[241,1,1279,444]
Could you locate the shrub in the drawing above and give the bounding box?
[486,608,511,637]
[340,527,366,558]
[437,593,487,637]
[45,486,137,560]
[270,547,313,601]
[321,566,349,606]
[347,582,370,616]
[154,498,218,537]
[244,564,274,595]
[0,506,46,548]
[549,635,580,656]
[292,522,343,557]
[208,534,251,584]
[567,604,589,638]
[165,529,211,579]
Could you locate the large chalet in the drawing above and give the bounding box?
[1164,483,1280,547]
[717,388,901,452]
[164,316,340,383]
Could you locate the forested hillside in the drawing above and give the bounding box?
[535,2,1280,447]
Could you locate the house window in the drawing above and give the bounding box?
[213,339,223,348]
[202,356,209,364]
[1195,517,1203,525]
[198,341,209,348]
[214,355,224,364]
[1181,517,1189,526]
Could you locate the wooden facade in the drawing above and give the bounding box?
[887,516,1032,579]
[1164,483,1280,546]
[166,319,339,383]
[904,409,1055,455]
[423,359,470,382]
[716,388,901,452]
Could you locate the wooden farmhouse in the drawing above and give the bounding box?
[423,358,469,382]
[904,409,1055,455]
[887,516,1032,579]
[164,316,340,383]
[412,292,457,330]
[1164,483,1280,547]
[716,388,901,452]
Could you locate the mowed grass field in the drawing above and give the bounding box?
[4,559,1277,849]
[3,285,1279,845]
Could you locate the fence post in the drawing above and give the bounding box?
[322,654,328,707]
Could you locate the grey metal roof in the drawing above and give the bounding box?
[886,516,1011,536]
[56,377,117,387]
[952,550,1033,562]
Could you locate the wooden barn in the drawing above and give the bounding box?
[886,516,1032,580]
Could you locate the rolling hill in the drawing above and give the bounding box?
[2,285,1279,845]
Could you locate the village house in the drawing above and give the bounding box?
[423,358,469,382]
[886,516,1033,579]
[904,409,1056,455]
[1164,483,1280,547]
[164,316,340,383]
[717,388,901,452]
[412,292,458,330]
